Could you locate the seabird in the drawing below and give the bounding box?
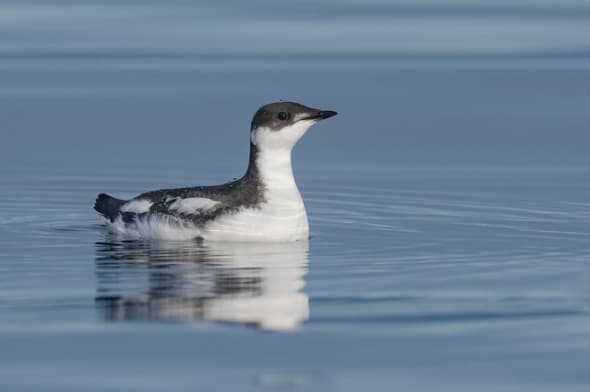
[94,101,337,241]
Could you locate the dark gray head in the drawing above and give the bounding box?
[249,101,337,151]
[251,101,337,131]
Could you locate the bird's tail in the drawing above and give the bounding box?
[94,193,127,222]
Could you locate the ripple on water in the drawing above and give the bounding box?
[0,167,589,334]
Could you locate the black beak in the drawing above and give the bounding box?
[302,110,338,121]
[317,110,338,120]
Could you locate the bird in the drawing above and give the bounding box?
[94,101,337,241]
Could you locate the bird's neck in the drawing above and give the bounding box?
[241,145,309,241]
[245,143,298,194]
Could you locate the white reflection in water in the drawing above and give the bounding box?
[95,238,309,332]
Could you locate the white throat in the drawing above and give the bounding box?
[255,145,305,215]
[256,148,296,189]
[250,121,314,210]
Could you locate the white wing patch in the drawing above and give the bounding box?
[168,197,220,215]
[120,199,153,214]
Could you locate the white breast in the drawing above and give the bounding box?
[202,148,309,242]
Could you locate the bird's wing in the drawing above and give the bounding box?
[141,194,224,225]
[115,184,235,224]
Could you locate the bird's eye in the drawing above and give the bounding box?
[277,112,290,121]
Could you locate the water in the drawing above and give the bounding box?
[1,1,590,391]
[2,166,590,390]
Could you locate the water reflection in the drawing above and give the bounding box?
[95,237,309,332]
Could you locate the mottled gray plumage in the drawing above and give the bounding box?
[95,146,263,225]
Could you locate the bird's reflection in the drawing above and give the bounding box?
[95,236,309,331]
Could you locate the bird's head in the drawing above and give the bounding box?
[250,101,337,151]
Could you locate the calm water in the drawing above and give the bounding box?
[2,166,590,391]
[1,1,590,391]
